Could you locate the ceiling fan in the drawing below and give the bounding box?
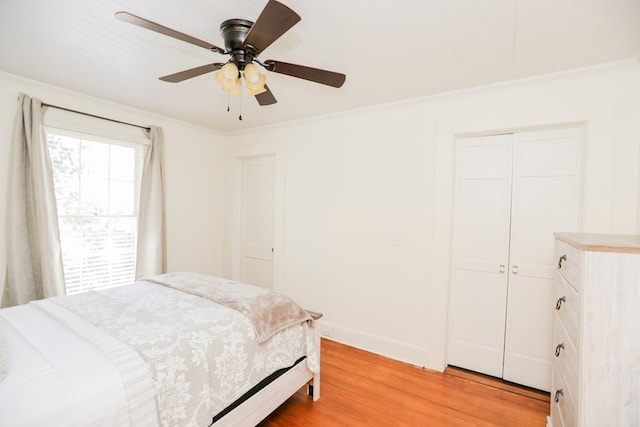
[115,0,346,107]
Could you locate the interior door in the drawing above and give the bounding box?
[447,134,514,377]
[502,128,582,391]
[239,154,276,289]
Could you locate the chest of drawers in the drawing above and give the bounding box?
[551,233,640,427]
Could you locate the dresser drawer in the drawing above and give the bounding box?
[554,272,581,349]
[552,313,579,407]
[555,240,582,293]
[552,361,578,427]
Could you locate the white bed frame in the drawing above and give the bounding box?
[214,315,322,426]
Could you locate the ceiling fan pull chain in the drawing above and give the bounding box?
[239,92,243,120]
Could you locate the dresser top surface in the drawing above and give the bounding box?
[555,233,640,253]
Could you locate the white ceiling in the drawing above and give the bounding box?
[1,0,639,132]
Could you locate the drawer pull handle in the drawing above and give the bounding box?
[554,389,564,403]
[554,343,565,357]
[555,296,566,310]
[558,254,567,269]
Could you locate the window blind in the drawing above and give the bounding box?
[47,130,146,294]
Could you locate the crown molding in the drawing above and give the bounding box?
[0,71,226,137]
[228,57,640,136]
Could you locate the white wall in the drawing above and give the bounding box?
[0,72,228,298]
[226,64,640,370]
[229,105,439,363]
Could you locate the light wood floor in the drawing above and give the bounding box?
[260,338,550,426]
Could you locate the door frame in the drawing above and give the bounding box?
[445,123,586,371]
[228,141,286,291]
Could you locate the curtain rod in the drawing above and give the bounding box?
[41,102,151,132]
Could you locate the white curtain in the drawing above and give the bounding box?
[2,94,65,307]
[135,125,166,278]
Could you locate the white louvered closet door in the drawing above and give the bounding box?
[448,127,582,391]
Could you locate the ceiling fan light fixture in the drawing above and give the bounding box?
[243,63,267,95]
[222,62,238,79]
[246,84,267,96]
[243,63,263,83]
[215,62,240,94]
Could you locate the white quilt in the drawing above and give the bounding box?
[0,277,317,427]
[0,300,156,426]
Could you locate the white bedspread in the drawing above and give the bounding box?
[0,277,317,427]
[0,300,156,426]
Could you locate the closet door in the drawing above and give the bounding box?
[447,134,513,377]
[502,128,582,391]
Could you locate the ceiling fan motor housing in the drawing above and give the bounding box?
[220,19,255,69]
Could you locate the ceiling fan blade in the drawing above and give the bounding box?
[255,84,277,105]
[264,60,346,88]
[115,11,225,54]
[243,0,301,54]
[159,63,224,83]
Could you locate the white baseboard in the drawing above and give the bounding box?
[320,321,430,369]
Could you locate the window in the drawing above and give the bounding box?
[47,130,146,294]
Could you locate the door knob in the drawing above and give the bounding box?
[512,265,519,274]
[499,265,506,273]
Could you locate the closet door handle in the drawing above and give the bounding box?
[511,265,519,275]
[554,343,565,357]
[499,265,506,273]
[556,296,566,310]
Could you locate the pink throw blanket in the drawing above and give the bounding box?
[143,272,312,343]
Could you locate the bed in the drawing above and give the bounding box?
[0,272,321,426]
